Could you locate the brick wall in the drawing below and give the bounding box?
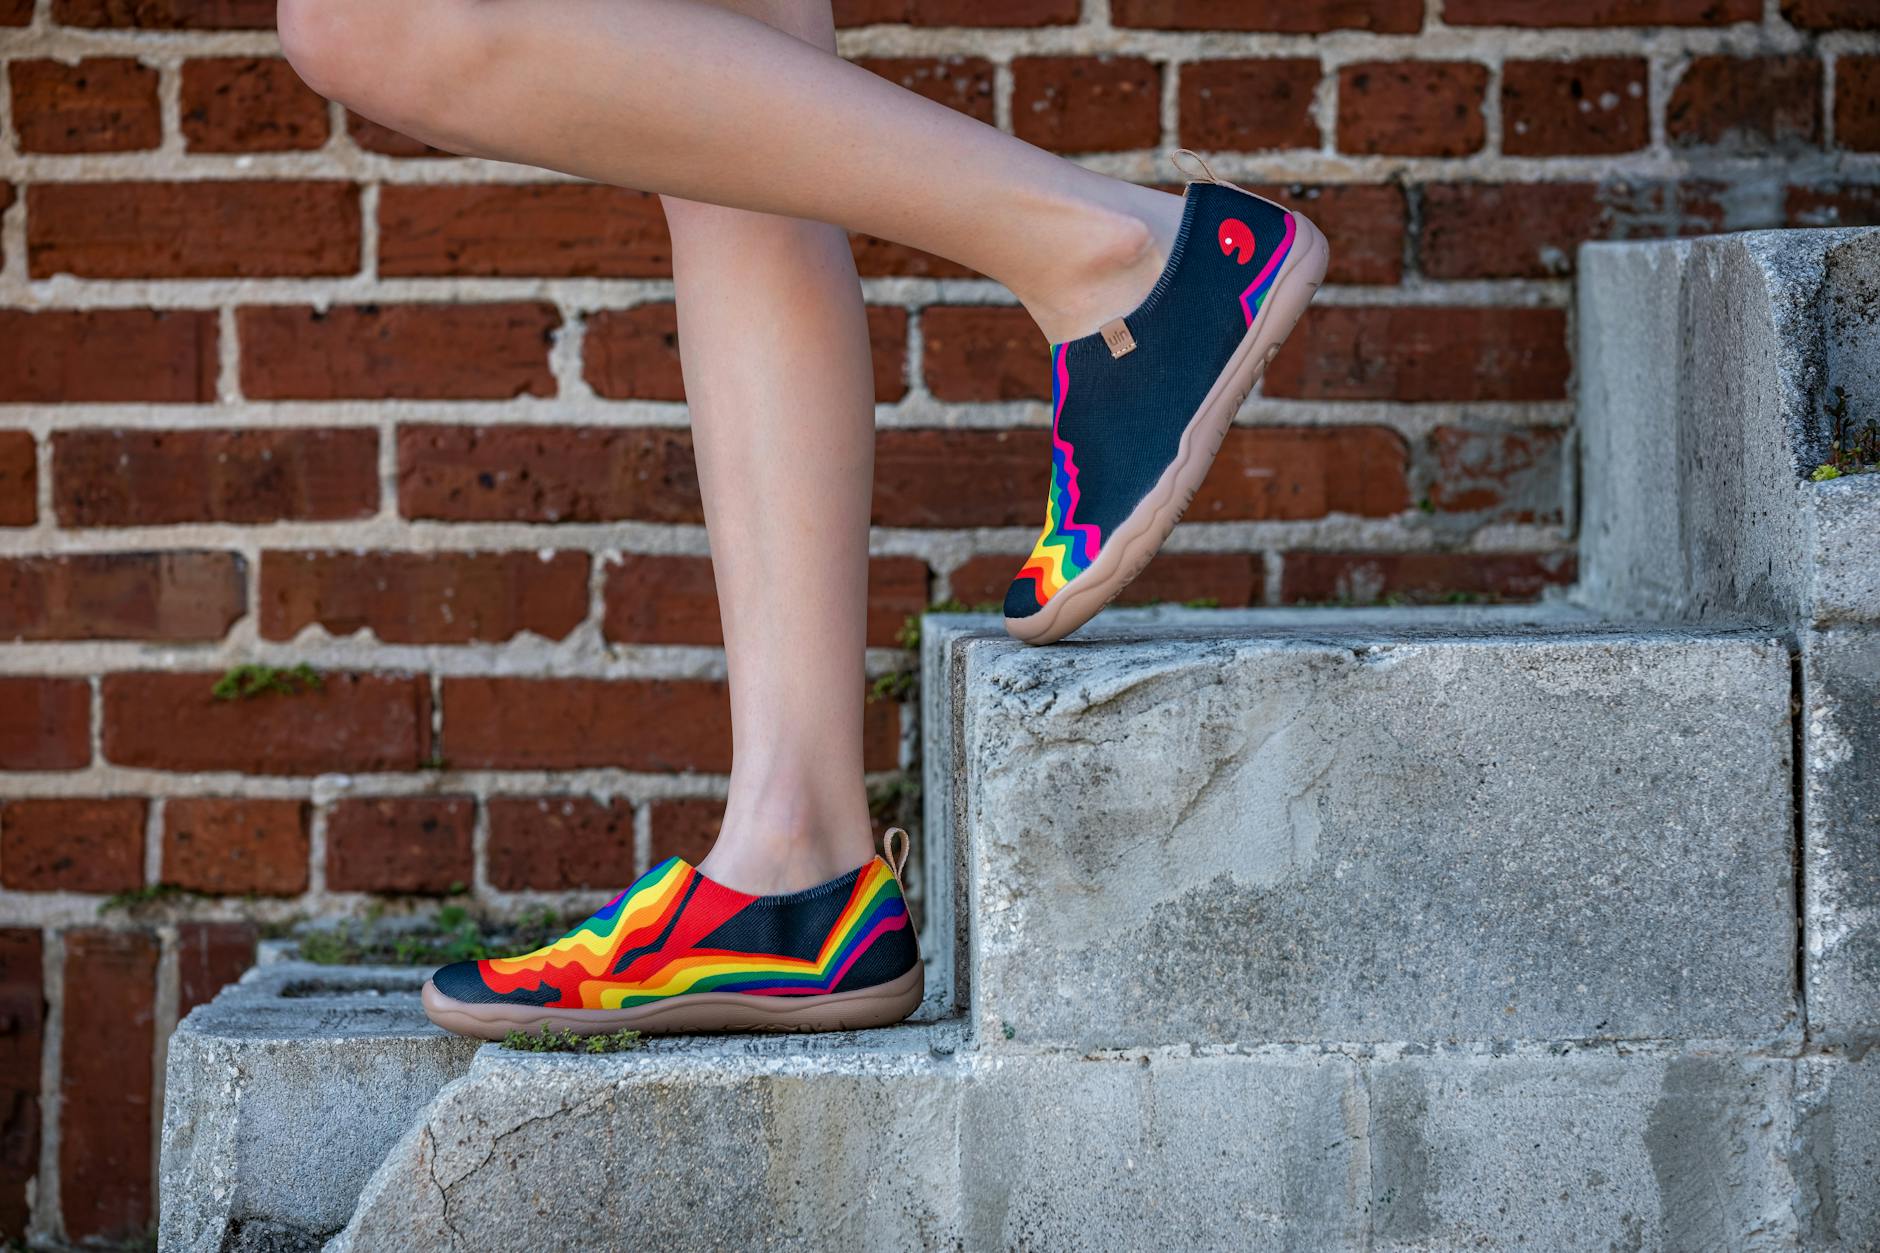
[1,0,1877,1242]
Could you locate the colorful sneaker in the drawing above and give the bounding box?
[1003,157,1330,644]
[422,832,923,1039]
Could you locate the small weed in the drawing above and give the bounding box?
[869,669,917,704]
[1001,1023,1016,1041]
[99,883,194,915]
[296,904,574,967]
[1181,597,1223,609]
[501,1025,644,1054]
[212,663,323,702]
[1812,386,1879,481]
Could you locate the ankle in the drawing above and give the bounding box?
[695,803,875,896]
[1015,192,1182,345]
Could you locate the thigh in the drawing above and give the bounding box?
[678,0,835,53]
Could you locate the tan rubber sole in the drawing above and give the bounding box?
[1007,210,1331,646]
[421,963,925,1041]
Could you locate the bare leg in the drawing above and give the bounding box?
[278,0,1183,344]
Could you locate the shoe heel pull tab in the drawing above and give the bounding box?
[882,827,911,886]
[1169,148,1247,194]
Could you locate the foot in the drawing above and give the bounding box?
[422,834,922,1039]
[1002,174,1329,645]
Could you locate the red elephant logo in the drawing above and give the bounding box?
[1218,218,1255,265]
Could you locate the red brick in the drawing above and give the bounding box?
[487,796,636,891]
[855,56,995,122]
[1784,0,1880,27]
[601,553,928,648]
[1787,183,1880,227]
[1191,427,1410,521]
[1425,425,1567,522]
[1180,59,1322,152]
[379,185,669,278]
[1419,182,1608,279]
[30,181,359,278]
[835,0,1076,24]
[9,57,159,153]
[181,57,328,152]
[346,112,447,157]
[1281,550,1577,603]
[1668,56,1822,150]
[1114,0,1422,31]
[443,679,902,773]
[1503,58,1649,155]
[1246,184,1406,285]
[0,432,32,527]
[0,309,216,404]
[239,304,559,400]
[873,428,1043,528]
[175,921,257,1015]
[1012,56,1163,153]
[1265,306,1570,402]
[54,428,378,527]
[1837,55,1880,151]
[54,0,275,26]
[0,552,244,642]
[0,184,11,276]
[397,424,701,523]
[921,306,1050,401]
[0,930,44,1238]
[60,929,156,1241]
[259,549,590,644]
[1444,0,1756,22]
[849,234,976,279]
[0,678,90,771]
[1,0,30,22]
[867,306,911,403]
[1338,61,1488,156]
[103,672,432,776]
[0,798,144,893]
[647,797,721,866]
[949,551,1263,609]
[162,799,309,896]
[325,797,475,895]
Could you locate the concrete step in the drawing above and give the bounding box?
[923,606,1798,1051]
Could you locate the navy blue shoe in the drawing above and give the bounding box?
[1003,161,1328,644]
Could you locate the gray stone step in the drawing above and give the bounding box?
[925,607,1798,1051]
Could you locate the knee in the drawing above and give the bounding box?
[279,0,478,139]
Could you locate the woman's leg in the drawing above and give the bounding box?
[277,0,1183,346]
[659,1,877,895]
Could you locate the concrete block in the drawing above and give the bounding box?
[1795,1048,1880,1250]
[1803,627,1880,1040]
[959,615,1797,1048]
[159,962,479,1252]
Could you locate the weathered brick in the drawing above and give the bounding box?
[325,797,475,895]
[921,306,1050,401]
[0,678,90,772]
[102,672,432,775]
[1425,425,1568,522]
[873,428,1043,528]
[1191,428,1410,521]
[259,550,590,644]
[1784,0,1880,27]
[0,432,33,527]
[175,921,258,1015]
[1787,182,1880,227]
[397,424,701,523]
[487,796,636,891]
[346,112,447,157]
[54,428,378,527]
[1246,183,1406,285]
[29,181,359,278]
[60,929,157,1242]
[835,0,1076,24]
[949,551,1263,609]
[0,552,245,641]
[1503,57,1649,155]
[647,797,721,867]
[0,310,217,404]
[1265,306,1571,401]
[1114,0,1422,31]
[1012,56,1163,153]
[162,798,309,896]
[1338,61,1488,156]
[378,185,670,277]
[9,57,159,152]
[0,930,43,1238]
[1419,182,1608,278]
[601,553,929,648]
[582,304,907,404]
[181,57,328,152]
[239,304,559,400]
[867,306,911,403]
[1444,0,1757,23]
[1281,550,1577,603]
[54,0,275,27]
[0,185,11,275]
[855,56,995,122]
[1668,55,1822,150]
[1837,55,1880,151]
[849,234,976,279]
[0,798,145,893]
[1179,59,1322,152]
[1,0,30,22]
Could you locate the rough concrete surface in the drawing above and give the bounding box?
[1794,1049,1880,1250]
[1803,628,1880,1041]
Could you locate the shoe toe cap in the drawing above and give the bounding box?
[1003,574,1046,620]
[432,959,501,1005]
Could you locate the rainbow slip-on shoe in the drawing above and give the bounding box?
[422,832,923,1039]
[1004,155,1330,645]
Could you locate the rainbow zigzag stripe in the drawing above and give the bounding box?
[1014,343,1101,605]
[474,857,911,1010]
[1237,213,1296,326]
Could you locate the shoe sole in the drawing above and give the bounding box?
[1006,210,1331,645]
[421,963,925,1041]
